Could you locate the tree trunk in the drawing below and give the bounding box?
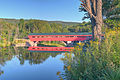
[81,0,103,42]
[96,0,103,42]
[91,17,97,39]
[91,0,97,39]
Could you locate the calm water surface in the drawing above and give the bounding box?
[0,47,65,80]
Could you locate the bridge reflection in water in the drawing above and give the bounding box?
[28,47,74,52]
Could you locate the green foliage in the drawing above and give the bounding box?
[104,18,120,28]
[59,28,120,80]
[79,0,120,20]
[0,21,16,46]
[68,22,92,32]
[103,0,120,18]
[37,41,65,47]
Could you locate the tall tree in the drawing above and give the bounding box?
[79,0,103,41]
[79,0,120,41]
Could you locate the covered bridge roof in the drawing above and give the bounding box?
[29,32,92,35]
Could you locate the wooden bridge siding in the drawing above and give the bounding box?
[28,35,92,41]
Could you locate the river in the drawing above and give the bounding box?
[0,47,65,80]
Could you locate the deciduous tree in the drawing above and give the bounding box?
[79,0,103,41]
[79,0,120,41]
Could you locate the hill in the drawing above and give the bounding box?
[0,18,81,26]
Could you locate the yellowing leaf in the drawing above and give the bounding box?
[56,71,61,75]
[67,65,71,71]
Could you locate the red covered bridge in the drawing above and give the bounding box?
[28,33,92,52]
[28,33,92,41]
[28,33,104,52]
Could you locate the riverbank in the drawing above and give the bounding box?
[58,28,120,80]
[0,40,66,47]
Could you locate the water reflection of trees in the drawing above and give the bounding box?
[0,47,61,75]
[15,47,61,65]
[0,47,15,76]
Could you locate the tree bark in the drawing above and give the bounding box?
[91,17,97,39]
[96,0,103,42]
[91,0,97,39]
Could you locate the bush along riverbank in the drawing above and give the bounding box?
[58,27,120,80]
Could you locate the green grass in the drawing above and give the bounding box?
[38,42,65,47]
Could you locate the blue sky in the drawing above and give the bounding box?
[0,0,88,22]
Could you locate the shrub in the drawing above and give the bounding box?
[59,28,120,80]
